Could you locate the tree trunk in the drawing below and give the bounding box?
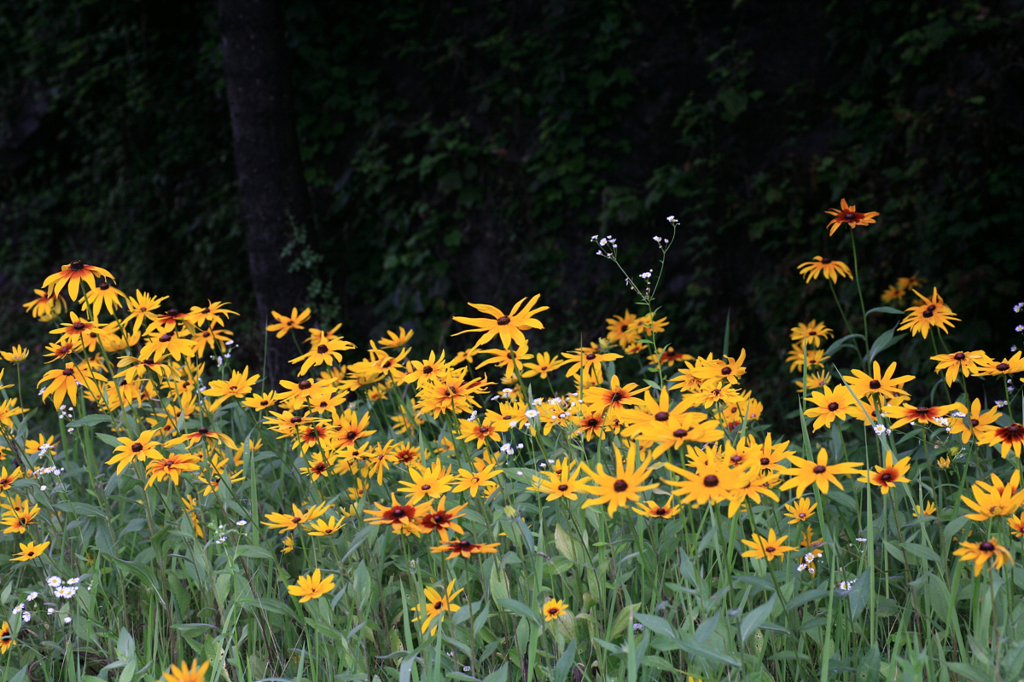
[219,0,311,380]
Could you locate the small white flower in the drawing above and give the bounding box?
[67,577,81,585]
[525,409,539,419]
[517,443,524,449]
[40,485,47,491]
[47,576,62,588]
[1016,325,1024,333]
[872,424,887,436]
[47,607,55,616]
[632,622,644,632]
[64,616,72,624]
[797,563,807,572]
[1014,302,1023,313]
[26,592,38,602]
[996,400,1008,408]
[516,471,523,476]
[13,604,23,614]
[21,611,30,623]
[236,520,247,526]
[856,537,867,543]
[538,462,546,468]
[804,552,817,563]
[666,215,676,222]
[639,271,652,280]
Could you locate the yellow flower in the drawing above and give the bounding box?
[930,350,990,386]
[0,346,29,363]
[580,443,658,516]
[914,501,937,518]
[790,321,833,348]
[287,568,336,603]
[411,580,463,635]
[862,450,911,495]
[42,260,115,302]
[954,538,1013,577]
[159,659,210,682]
[897,288,959,339]
[452,295,548,349]
[0,621,15,654]
[780,448,863,497]
[541,598,569,621]
[11,540,50,562]
[824,198,879,236]
[741,528,797,562]
[783,498,817,524]
[266,307,311,338]
[797,256,852,283]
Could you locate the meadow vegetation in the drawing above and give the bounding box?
[0,202,1023,682]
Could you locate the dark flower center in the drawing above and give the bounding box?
[703,475,719,487]
[197,428,209,435]
[69,261,84,270]
[586,353,596,360]
[954,352,965,360]
[971,419,979,426]
[673,428,688,438]
[132,443,143,452]
[613,479,628,492]
[997,363,1009,371]
[869,380,881,389]
[654,411,669,421]
[722,367,732,375]
[317,344,327,354]
[421,484,431,491]
[765,546,776,553]
[655,508,667,516]
[159,334,172,342]
[73,322,85,330]
[298,380,311,390]
[98,282,109,290]
[497,316,510,325]
[760,457,770,465]
[881,472,892,482]
[63,367,74,376]
[731,455,743,464]
[558,484,569,491]
[980,542,995,552]
[813,465,827,474]
[610,392,622,402]
[434,601,444,609]
[821,257,832,264]
[586,418,599,427]
[391,509,405,518]
[922,310,933,318]
[827,402,839,411]
[844,212,854,220]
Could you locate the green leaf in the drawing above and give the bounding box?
[848,570,871,621]
[901,542,942,565]
[497,598,541,626]
[740,594,776,642]
[866,306,906,315]
[824,333,865,357]
[551,639,578,682]
[233,544,275,560]
[66,414,112,428]
[868,329,905,363]
[633,613,676,638]
[483,662,508,682]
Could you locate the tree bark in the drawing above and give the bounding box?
[219,0,311,379]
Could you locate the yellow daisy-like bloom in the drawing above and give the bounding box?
[411,580,463,635]
[960,472,1024,521]
[843,361,914,401]
[661,456,755,507]
[953,538,1014,577]
[529,457,591,501]
[779,448,864,497]
[633,498,682,519]
[930,350,990,386]
[861,450,911,495]
[897,288,959,339]
[914,501,937,518]
[790,321,833,348]
[802,385,861,431]
[579,443,658,516]
[397,459,454,504]
[0,621,15,653]
[145,452,201,488]
[377,326,414,349]
[783,498,817,524]
[159,659,210,682]
[106,429,163,475]
[978,351,1024,377]
[741,528,797,562]
[37,362,90,408]
[0,345,29,363]
[42,260,115,302]
[1009,514,1024,539]
[949,398,1001,444]
[797,256,852,283]
[452,294,548,349]
[824,197,879,236]
[981,422,1024,459]
[287,568,336,603]
[306,516,346,537]
[11,540,50,562]
[266,307,312,339]
[541,598,569,621]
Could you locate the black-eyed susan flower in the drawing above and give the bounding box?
[803,385,861,431]
[897,288,959,339]
[978,351,1024,377]
[38,363,90,408]
[203,366,260,411]
[981,422,1024,458]
[824,198,879,236]
[287,568,336,603]
[886,403,953,430]
[633,497,682,519]
[43,260,115,302]
[0,467,22,492]
[862,450,911,495]
[843,361,914,401]
[914,501,937,518]
[411,580,462,635]
[797,256,852,283]
[662,456,756,507]
[1009,514,1024,539]
[529,457,590,501]
[290,336,355,376]
[790,321,833,348]
[580,443,657,516]
[23,288,64,321]
[106,429,163,475]
[779,448,863,497]
[541,598,569,621]
[0,346,28,363]
[785,344,830,373]
[145,452,201,488]
[930,350,990,386]
[783,498,817,524]
[365,493,422,533]
[266,307,311,338]
[960,472,1024,521]
[377,326,414,349]
[417,496,468,542]
[452,295,548,349]
[954,538,1013,577]
[0,621,15,653]
[948,398,1001,444]
[452,459,503,497]
[741,528,796,562]
[11,540,50,562]
[430,539,500,560]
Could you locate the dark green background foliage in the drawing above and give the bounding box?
[2,0,1021,418]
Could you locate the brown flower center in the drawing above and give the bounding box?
[654,411,669,421]
[63,367,74,376]
[673,428,688,438]
[703,475,719,487]
[586,353,596,360]
[496,315,510,325]
[922,310,933,318]
[558,484,569,491]
[997,363,1009,371]
[298,380,311,390]
[881,472,892,482]
[317,344,328,354]
[869,380,881,389]
[954,352,965,360]
[980,541,995,552]
[827,402,839,411]
[69,261,84,270]
[131,443,143,452]
[813,465,827,474]
[760,457,770,466]
[613,479,629,492]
